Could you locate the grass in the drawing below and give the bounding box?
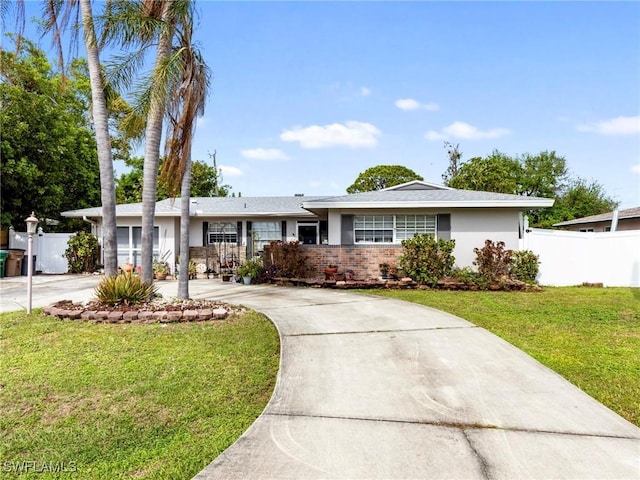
[366,286,640,427]
[0,310,279,479]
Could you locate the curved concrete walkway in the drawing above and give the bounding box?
[187,283,640,479]
[2,277,638,478]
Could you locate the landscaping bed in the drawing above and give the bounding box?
[43,299,240,323]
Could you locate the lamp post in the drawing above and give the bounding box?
[26,212,38,314]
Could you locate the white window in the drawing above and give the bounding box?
[252,221,281,252]
[395,215,436,241]
[116,226,159,267]
[354,214,437,243]
[354,215,394,243]
[208,222,237,244]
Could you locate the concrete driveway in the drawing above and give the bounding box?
[187,284,639,479]
[1,276,638,478]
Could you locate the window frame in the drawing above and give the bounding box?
[353,214,437,244]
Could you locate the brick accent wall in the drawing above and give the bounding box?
[302,245,403,280]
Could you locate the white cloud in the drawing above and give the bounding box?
[361,86,371,97]
[425,121,510,141]
[631,164,640,174]
[196,116,208,127]
[280,121,381,149]
[241,148,289,161]
[577,116,640,136]
[395,98,440,111]
[219,165,243,177]
[424,130,448,141]
[395,98,421,111]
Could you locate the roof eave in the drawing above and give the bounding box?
[302,200,554,209]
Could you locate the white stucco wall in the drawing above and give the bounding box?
[449,208,521,268]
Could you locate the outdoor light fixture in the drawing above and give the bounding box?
[26,212,39,314]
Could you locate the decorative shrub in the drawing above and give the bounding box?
[238,258,263,278]
[451,266,484,285]
[398,234,456,286]
[473,240,512,283]
[266,241,308,278]
[95,273,158,306]
[510,250,540,283]
[65,231,99,273]
[255,264,277,284]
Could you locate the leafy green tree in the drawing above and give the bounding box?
[0,40,100,231]
[115,158,228,204]
[535,178,618,228]
[519,151,568,198]
[447,150,522,194]
[346,165,424,193]
[447,150,615,227]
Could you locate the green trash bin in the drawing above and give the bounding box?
[0,250,8,278]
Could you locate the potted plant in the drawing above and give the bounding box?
[238,259,262,285]
[152,260,169,280]
[379,262,390,279]
[324,264,338,280]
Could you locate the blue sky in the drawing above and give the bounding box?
[16,1,640,208]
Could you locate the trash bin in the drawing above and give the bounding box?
[7,250,25,277]
[0,250,8,278]
[21,255,37,276]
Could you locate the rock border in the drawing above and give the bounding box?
[42,300,234,324]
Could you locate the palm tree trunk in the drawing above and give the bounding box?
[178,157,191,299]
[79,0,117,276]
[140,3,174,284]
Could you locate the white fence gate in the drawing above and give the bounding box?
[521,228,640,287]
[8,230,72,274]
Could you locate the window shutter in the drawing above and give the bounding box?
[237,221,243,246]
[437,214,451,240]
[341,215,354,245]
[202,221,209,245]
[281,220,287,241]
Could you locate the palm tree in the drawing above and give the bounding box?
[160,16,210,298]
[4,0,120,276]
[105,0,208,289]
[77,0,118,277]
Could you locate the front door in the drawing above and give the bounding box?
[297,223,318,244]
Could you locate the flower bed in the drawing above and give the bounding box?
[42,299,242,323]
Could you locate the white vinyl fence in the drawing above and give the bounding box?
[521,228,640,287]
[8,229,72,274]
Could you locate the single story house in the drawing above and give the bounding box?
[553,207,640,232]
[62,181,553,278]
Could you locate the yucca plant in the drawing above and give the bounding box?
[94,273,158,306]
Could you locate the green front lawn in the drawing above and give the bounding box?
[0,311,279,479]
[367,287,640,426]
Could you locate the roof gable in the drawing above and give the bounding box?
[381,180,453,191]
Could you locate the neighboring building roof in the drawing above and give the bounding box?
[553,207,640,227]
[62,196,324,218]
[302,188,554,211]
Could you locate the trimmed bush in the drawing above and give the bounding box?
[510,250,540,283]
[473,240,512,283]
[65,231,99,273]
[266,241,308,278]
[95,273,158,306]
[399,234,456,286]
